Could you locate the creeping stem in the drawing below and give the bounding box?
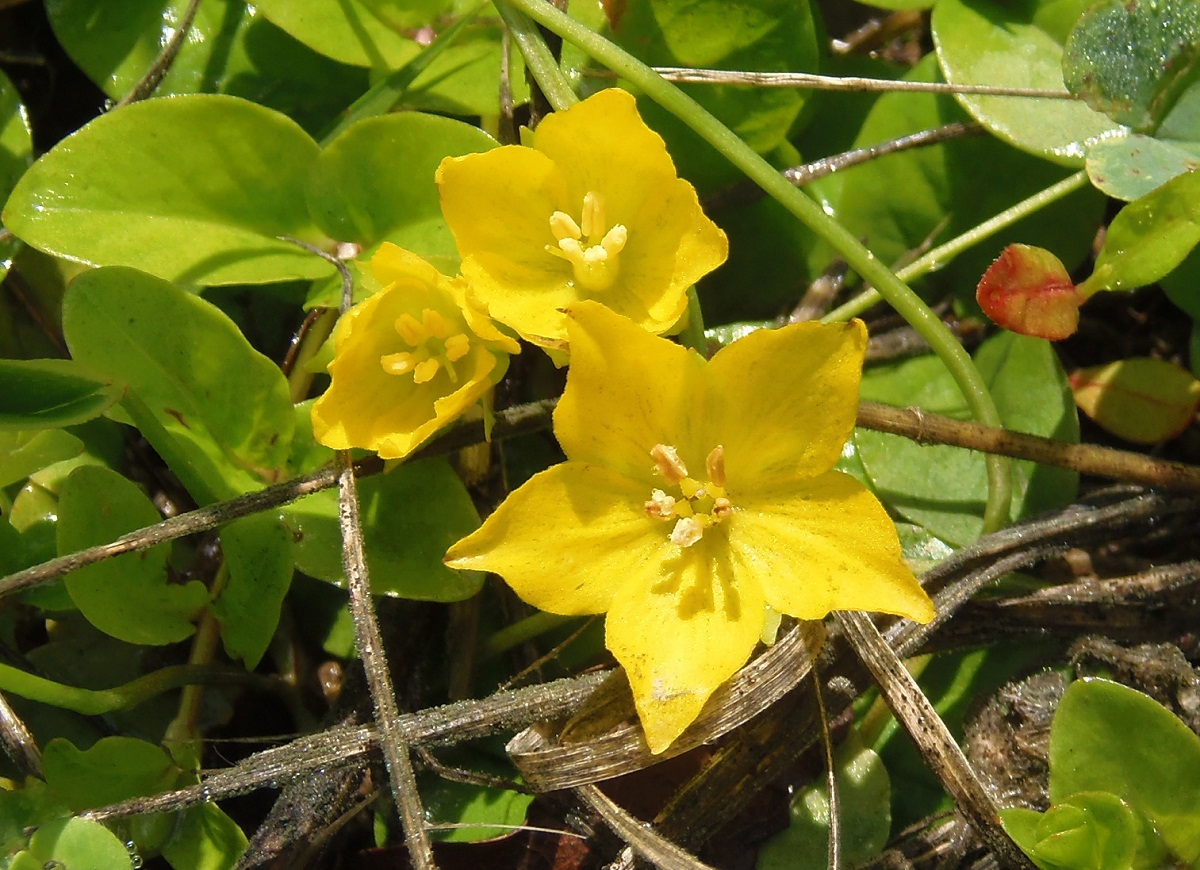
[494,0,1011,533]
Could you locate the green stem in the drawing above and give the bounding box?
[499,0,1011,533]
[494,1,578,111]
[483,611,573,659]
[825,170,1090,323]
[0,662,247,716]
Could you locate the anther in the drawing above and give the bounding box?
[651,444,689,483]
[706,445,726,488]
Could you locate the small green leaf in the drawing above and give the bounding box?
[1085,134,1200,201]
[0,429,84,488]
[0,359,122,430]
[1003,792,1153,870]
[2,95,332,286]
[933,0,1121,164]
[1078,169,1200,296]
[857,331,1079,546]
[0,778,70,855]
[1049,678,1200,864]
[1071,357,1200,444]
[212,513,294,669]
[8,817,132,870]
[421,749,533,843]
[285,458,484,601]
[57,466,208,645]
[63,267,295,502]
[161,802,249,870]
[976,244,1081,340]
[255,0,416,66]
[307,111,496,273]
[1062,0,1200,134]
[0,68,33,284]
[42,736,179,811]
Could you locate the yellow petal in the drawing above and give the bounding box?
[556,301,708,484]
[706,320,867,487]
[605,532,766,753]
[731,470,935,624]
[445,462,670,616]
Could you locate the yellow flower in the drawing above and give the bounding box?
[436,89,728,352]
[445,302,935,753]
[312,243,519,460]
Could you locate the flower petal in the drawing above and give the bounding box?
[444,462,670,615]
[706,320,867,487]
[606,531,766,753]
[731,470,935,624]
[556,301,708,484]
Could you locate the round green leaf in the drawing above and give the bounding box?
[307,112,496,273]
[856,331,1079,546]
[212,513,294,669]
[285,458,484,601]
[0,359,122,430]
[1049,678,1200,864]
[1086,134,1200,201]
[0,68,32,284]
[255,0,416,66]
[933,0,1122,165]
[0,429,85,488]
[421,750,534,843]
[161,802,249,870]
[1062,0,1200,134]
[2,95,332,286]
[57,466,208,645]
[42,736,178,811]
[1002,793,1148,870]
[63,267,295,501]
[9,817,132,870]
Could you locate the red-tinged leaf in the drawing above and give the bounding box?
[977,244,1082,340]
[1070,358,1200,444]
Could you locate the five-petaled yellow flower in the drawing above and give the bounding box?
[312,243,519,460]
[446,302,936,753]
[436,89,728,352]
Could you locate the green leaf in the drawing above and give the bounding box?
[1062,0,1200,134]
[1078,169,1200,296]
[1070,357,1200,444]
[1049,678,1200,863]
[255,0,416,66]
[161,802,249,870]
[933,0,1122,164]
[610,0,820,189]
[1002,792,1159,870]
[0,359,122,430]
[0,68,33,284]
[1085,134,1200,201]
[8,817,133,870]
[2,95,332,286]
[57,466,208,645]
[0,429,84,488]
[284,458,484,601]
[757,737,891,870]
[63,267,295,502]
[42,736,179,811]
[421,749,534,843]
[212,513,294,669]
[857,331,1079,546]
[307,111,496,273]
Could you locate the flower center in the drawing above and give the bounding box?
[546,191,628,292]
[644,444,734,548]
[379,308,472,385]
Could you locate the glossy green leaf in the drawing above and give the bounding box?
[57,466,208,645]
[8,817,132,870]
[757,737,891,870]
[1049,678,1200,864]
[0,429,84,488]
[161,802,250,870]
[1078,169,1200,296]
[857,331,1079,546]
[1062,0,1200,134]
[933,0,1121,164]
[42,736,178,811]
[610,0,820,189]
[3,95,333,286]
[212,513,294,669]
[255,0,416,66]
[0,359,122,430]
[307,112,496,273]
[1003,792,1158,870]
[63,267,295,502]
[0,68,32,284]
[44,0,366,134]
[829,54,1102,299]
[285,458,484,601]
[0,778,70,856]
[1071,358,1200,444]
[422,750,534,843]
[1085,134,1200,201]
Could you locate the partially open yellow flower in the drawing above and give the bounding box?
[312,243,519,460]
[446,303,935,753]
[436,89,728,351]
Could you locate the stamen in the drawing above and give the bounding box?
[581,192,603,238]
[645,489,675,518]
[422,308,450,340]
[600,225,628,255]
[651,444,689,483]
[381,352,417,375]
[444,334,470,362]
[549,211,582,241]
[395,313,424,346]
[413,358,441,384]
[670,517,704,548]
[706,446,727,488]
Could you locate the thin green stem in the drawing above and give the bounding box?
[494,2,578,111]
[825,170,1090,323]
[483,611,573,659]
[499,0,1011,533]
